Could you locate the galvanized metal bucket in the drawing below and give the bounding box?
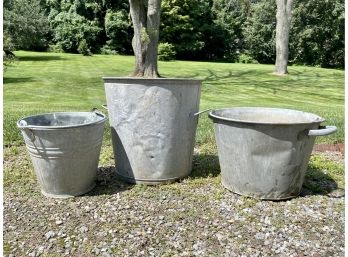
[209,107,337,200]
[103,77,201,184]
[17,110,107,198]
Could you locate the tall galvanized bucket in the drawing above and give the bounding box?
[209,107,337,200]
[103,77,201,184]
[17,111,107,198]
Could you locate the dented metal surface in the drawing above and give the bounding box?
[209,107,337,200]
[103,78,201,184]
[17,111,107,198]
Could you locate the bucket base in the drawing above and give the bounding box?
[41,182,96,199]
[116,172,183,185]
[221,181,299,201]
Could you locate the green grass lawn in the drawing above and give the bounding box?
[4,51,344,146]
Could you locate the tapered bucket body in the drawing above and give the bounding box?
[103,78,201,184]
[17,111,107,198]
[209,107,337,200]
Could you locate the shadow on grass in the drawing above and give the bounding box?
[18,55,64,62]
[4,77,35,84]
[85,166,134,196]
[300,168,344,198]
[189,154,221,178]
[203,69,343,102]
[189,152,344,199]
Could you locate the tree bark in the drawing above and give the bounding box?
[129,0,161,77]
[275,0,294,75]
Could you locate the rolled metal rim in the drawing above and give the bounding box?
[102,77,202,84]
[17,111,107,130]
[209,107,325,125]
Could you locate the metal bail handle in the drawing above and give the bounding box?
[307,126,337,137]
[193,109,211,117]
[18,120,36,141]
[91,107,106,118]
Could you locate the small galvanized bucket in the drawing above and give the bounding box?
[17,110,107,198]
[209,107,337,200]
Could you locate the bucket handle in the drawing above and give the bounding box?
[17,120,36,141]
[193,109,211,116]
[307,126,337,137]
[91,107,106,118]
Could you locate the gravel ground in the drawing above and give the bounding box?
[4,147,345,257]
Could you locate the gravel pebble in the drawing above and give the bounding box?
[44,231,55,240]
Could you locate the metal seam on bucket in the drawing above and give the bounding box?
[115,172,182,183]
[25,140,103,159]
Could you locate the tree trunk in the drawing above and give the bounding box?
[275,0,294,75]
[129,0,161,78]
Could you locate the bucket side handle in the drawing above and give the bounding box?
[193,109,211,117]
[17,120,36,141]
[91,108,107,119]
[307,126,337,137]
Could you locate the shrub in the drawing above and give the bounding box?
[158,43,176,61]
[3,36,16,71]
[48,44,64,53]
[100,45,118,55]
[51,11,102,53]
[104,10,132,54]
[238,53,258,64]
[78,39,92,56]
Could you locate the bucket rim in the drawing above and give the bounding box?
[102,77,202,84]
[17,111,107,130]
[208,107,325,125]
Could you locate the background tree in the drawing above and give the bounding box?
[275,0,294,74]
[289,0,344,68]
[47,0,131,54]
[2,0,344,68]
[244,0,276,63]
[4,0,50,51]
[212,0,251,61]
[104,9,133,54]
[48,0,104,53]
[128,0,162,77]
[161,0,229,61]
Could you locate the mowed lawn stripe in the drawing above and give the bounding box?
[4,51,344,145]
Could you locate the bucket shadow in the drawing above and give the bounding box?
[18,55,64,62]
[4,77,35,84]
[189,154,221,178]
[300,168,343,198]
[85,166,134,196]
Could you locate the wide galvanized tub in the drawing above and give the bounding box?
[103,78,201,184]
[17,111,107,198]
[209,107,337,200]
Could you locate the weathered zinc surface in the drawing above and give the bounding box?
[17,111,107,198]
[209,107,336,200]
[104,78,201,184]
